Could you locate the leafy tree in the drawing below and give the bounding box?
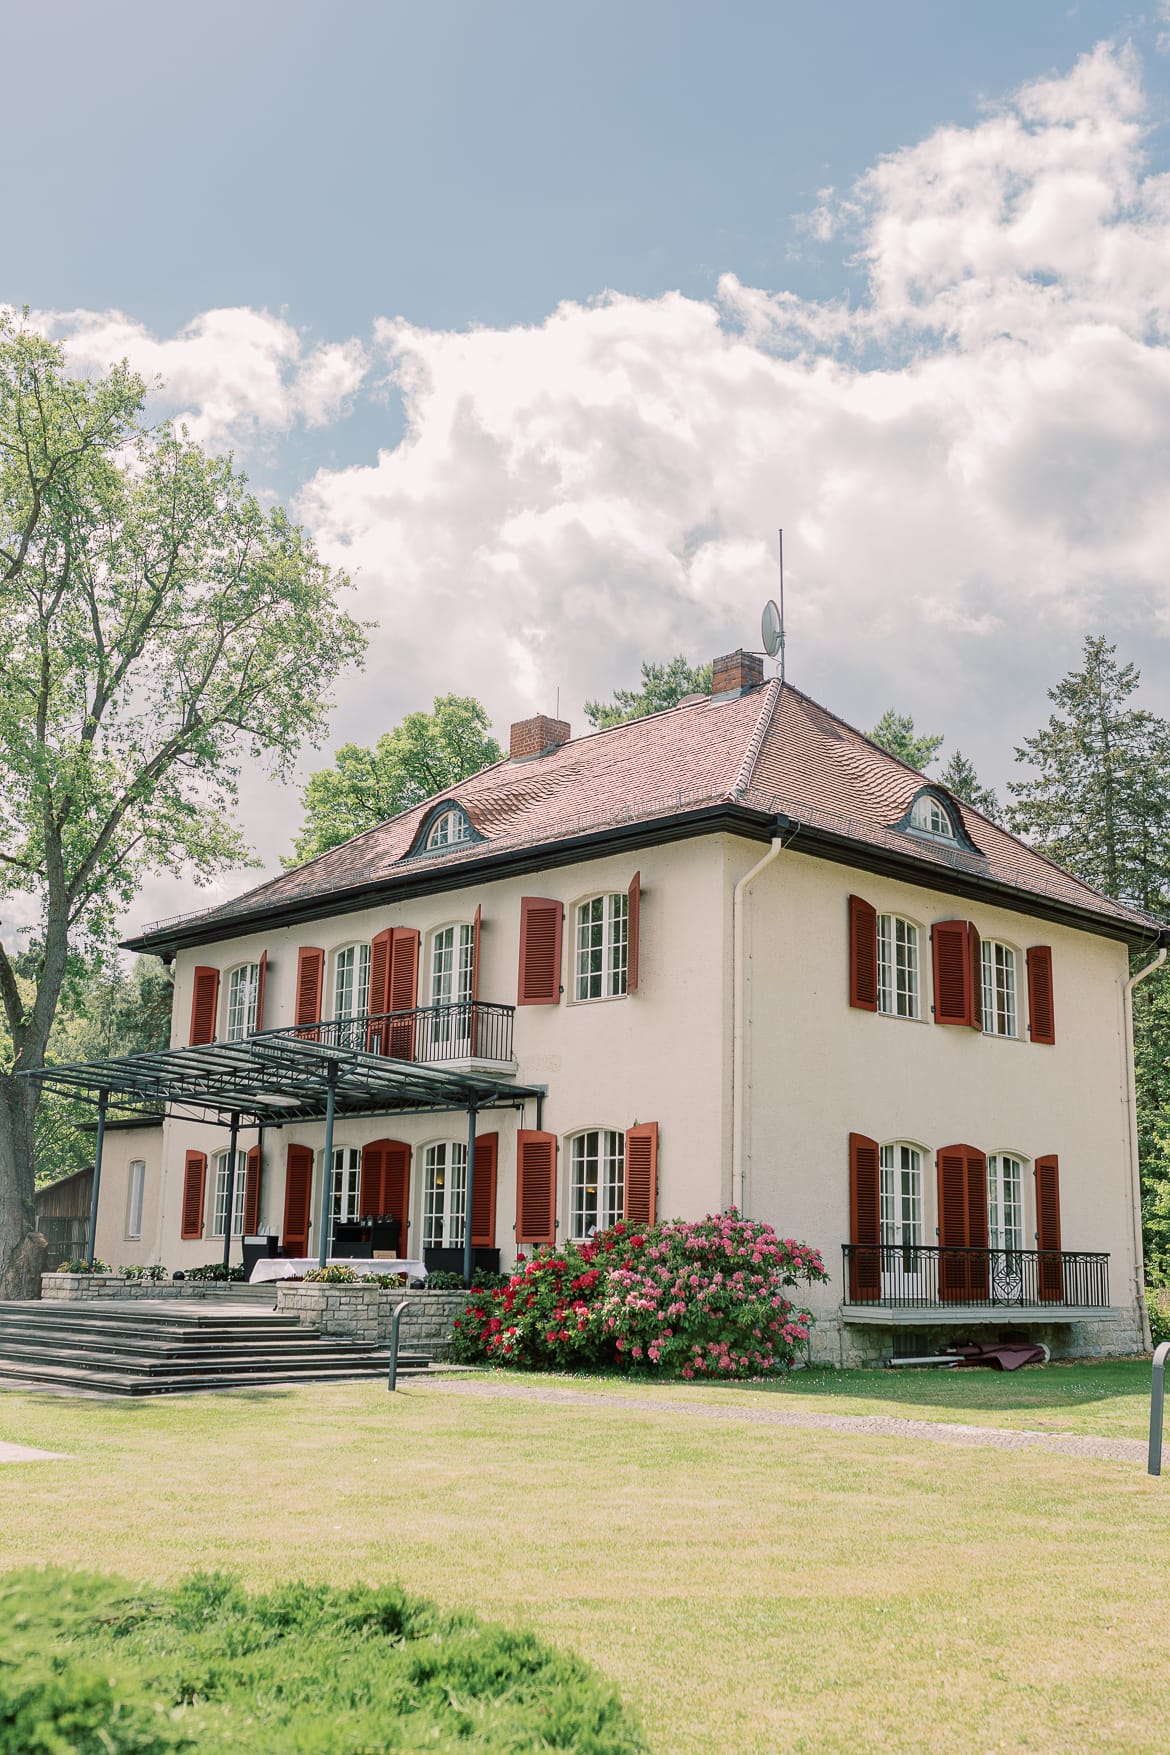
[867,710,943,772]
[1008,636,1170,914]
[287,696,503,865]
[0,315,366,1294]
[937,751,1000,822]
[584,657,713,729]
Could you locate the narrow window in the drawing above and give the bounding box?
[569,1130,625,1238]
[574,894,628,1001]
[125,1160,146,1241]
[211,1149,248,1237]
[981,941,1018,1037]
[333,944,371,1047]
[224,964,261,1042]
[987,1154,1024,1251]
[422,1141,468,1249]
[877,916,920,1018]
[878,1143,923,1246]
[330,1146,362,1233]
[427,924,475,1055]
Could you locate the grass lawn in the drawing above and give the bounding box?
[1,1365,1168,1754]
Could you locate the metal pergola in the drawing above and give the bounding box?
[22,1030,547,1286]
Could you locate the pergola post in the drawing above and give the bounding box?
[85,1089,109,1269]
[316,1059,339,1268]
[463,1103,478,1290]
[222,1110,241,1271]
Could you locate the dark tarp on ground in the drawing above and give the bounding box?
[951,1340,1047,1371]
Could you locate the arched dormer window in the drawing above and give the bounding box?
[894,787,980,854]
[412,802,479,856]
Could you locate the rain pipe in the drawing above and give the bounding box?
[1125,937,1168,1351]
[731,818,792,1217]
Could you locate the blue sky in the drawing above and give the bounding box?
[7,5,1170,924]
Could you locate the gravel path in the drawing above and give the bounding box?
[419,1376,1151,1464]
[0,1440,67,1463]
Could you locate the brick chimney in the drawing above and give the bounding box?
[510,713,571,761]
[711,648,764,698]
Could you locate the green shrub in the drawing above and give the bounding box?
[182,1263,245,1282]
[0,1568,646,1754]
[1148,1284,1170,1346]
[303,1263,360,1283]
[55,1258,111,1274]
[119,1263,168,1282]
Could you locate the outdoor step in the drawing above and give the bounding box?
[0,1317,335,1347]
[0,1302,299,1326]
[0,1356,431,1396]
[0,1342,399,1375]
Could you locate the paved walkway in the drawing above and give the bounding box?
[0,1440,67,1463]
[420,1377,1150,1464]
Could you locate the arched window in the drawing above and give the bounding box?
[211,1148,248,1237]
[224,963,261,1041]
[908,793,957,841]
[425,806,474,851]
[877,915,920,1018]
[422,1140,467,1248]
[987,1152,1026,1251]
[568,1130,625,1238]
[330,1145,362,1232]
[981,940,1019,1037]
[879,1143,924,1247]
[574,894,628,1000]
[333,944,371,1047]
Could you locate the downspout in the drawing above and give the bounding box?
[1124,936,1167,1351]
[731,817,792,1217]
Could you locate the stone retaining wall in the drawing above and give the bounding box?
[41,1273,276,1305]
[275,1285,468,1356]
[823,1308,1145,1369]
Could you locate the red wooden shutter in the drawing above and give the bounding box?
[932,921,975,1026]
[281,1143,314,1256]
[470,1130,498,1247]
[627,872,641,994]
[848,1132,881,1301]
[243,1144,262,1234]
[386,928,420,1058]
[518,897,563,1005]
[516,1130,557,1243]
[937,1144,989,1301]
[624,1122,658,1226]
[1027,947,1056,1044]
[968,922,983,1032]
[294,947,324,1039]
[254,952,267,1033]
[189,968,219,1046]
[849,896,878,1011]
[366,928,394,1051]
[1035,1154,1064,1301]
[180,1150,207,1239]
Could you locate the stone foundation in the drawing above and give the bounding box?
[275,1285,468,1357]
[813,1307,1146,1369]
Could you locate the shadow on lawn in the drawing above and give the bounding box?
[752,1358,1152,1415]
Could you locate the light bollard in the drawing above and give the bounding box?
[1149,1341,1170,1475]
[386,1299,410,1392]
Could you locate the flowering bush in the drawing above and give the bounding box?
[55,1258,111,1274]
[451,1212,827,1380]
[303,1264,360,1284]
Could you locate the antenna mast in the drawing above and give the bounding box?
[777,528,786,685]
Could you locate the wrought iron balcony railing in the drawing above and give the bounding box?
[841,1243,1110,1310]
[281,1001,515,1066]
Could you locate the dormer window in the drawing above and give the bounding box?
[909,793,957,841]
[424,805,474,851]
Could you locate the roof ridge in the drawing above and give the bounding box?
[731,677,782,799]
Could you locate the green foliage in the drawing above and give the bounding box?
[936,750,1000,822]
[1008,636,1170,914]
[288,695,503,864]
[55,1259,110,1274]
[181,1263,245,1283]
[584,656,713,728]
[0,1568,646,1754]
[867,709,943,771]
[302,1263,360,1283]
[1147,1286,1170,1347]
[119,1263,167,1282]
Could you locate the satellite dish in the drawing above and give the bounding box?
[761,599,783,658]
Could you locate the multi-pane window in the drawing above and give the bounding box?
[334,944,371,1047]
[987,1154,1024,1252]
[909,794,957,841]
[211,1149,248,1237]
[981,941,1018,1037]
[426,808,472,850]
[429,924,475,1054]
[330,1147,362,1242]
[225,963,261,1041]
[574,894,628,1001]
[878,1143,923,1247]
[569,1130,625,1238]
[125,1160,145,1240]
[423,1141,467,1249]
[877,915,920,1018]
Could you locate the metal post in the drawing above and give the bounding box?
[85,1090,109,1269]
[1150,1341,1170,1475]
[386,1298,410,1391]
[222,1111,240,1271]
[463,1104,478,1290]
[316,1060,339,1269]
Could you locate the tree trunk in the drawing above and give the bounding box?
[0,1068,46,1299]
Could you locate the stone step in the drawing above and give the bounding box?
[0,1316,329,1346]
[0,1340,409,1376]
[0,1353,431,1396]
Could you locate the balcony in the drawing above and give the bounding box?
[840,1244,1111,1322]
[285,1002,516,1069]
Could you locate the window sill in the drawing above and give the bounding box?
[567,991,629,1009]
[876,1009,928,1025]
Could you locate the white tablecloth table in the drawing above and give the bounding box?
[248,1257,428,1284]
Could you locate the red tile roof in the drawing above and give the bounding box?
[130,681,1161,946]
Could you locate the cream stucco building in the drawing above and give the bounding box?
[72,649,1162,1364]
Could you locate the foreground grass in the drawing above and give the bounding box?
[1,1372,1168,1754]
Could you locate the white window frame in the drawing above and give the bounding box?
[422,1140,467,1249]
[981,939,1019,1038]
[124,1159,146,1241]
[878,1142,924,1248]
[987,1152,1026,1252]
[877,914,921,1019]
[428,923,475,1055]
[573,893,628,1002]
[210,1149,248,1238]
[568,1129,625,1239]
[333,943,371,1048]
[224,963,261,1042]
[426,808,472,851]
[908,794,957,843]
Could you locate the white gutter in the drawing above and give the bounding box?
[731,822,790,1216]
[1123,941,1166,1351]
